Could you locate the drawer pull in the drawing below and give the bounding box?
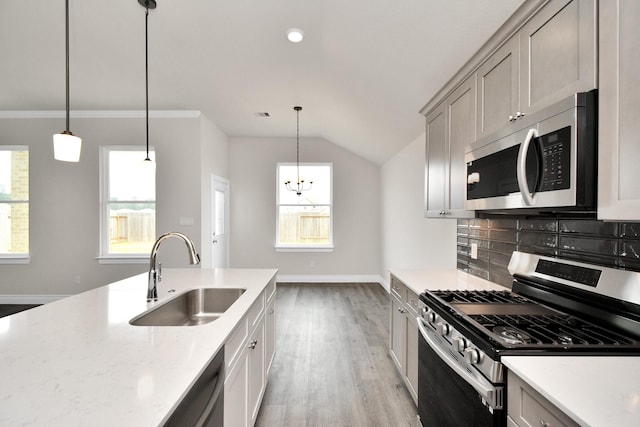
[248,340,258,350]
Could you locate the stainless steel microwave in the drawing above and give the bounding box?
[465,90,596,212]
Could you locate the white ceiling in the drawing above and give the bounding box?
[0,0,524,164]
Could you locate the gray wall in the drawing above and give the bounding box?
[229,136,381,280]
[0,113,228,299]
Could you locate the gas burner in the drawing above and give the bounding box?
[493,326,533,345]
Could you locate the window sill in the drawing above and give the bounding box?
[0,255,30,264]
[96,255,149,265]
[275,245,334,253]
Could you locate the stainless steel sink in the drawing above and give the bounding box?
[129,288,246,326]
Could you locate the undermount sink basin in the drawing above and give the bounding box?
[130,288,246,326]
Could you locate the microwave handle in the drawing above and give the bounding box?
[517,128,538,206]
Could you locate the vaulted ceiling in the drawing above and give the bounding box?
[0,0,523,164]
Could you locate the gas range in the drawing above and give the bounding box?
[418,252,640,384]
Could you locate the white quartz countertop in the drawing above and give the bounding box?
[504,356,640,427]
[0,268,277,427]
[389,268,508,295]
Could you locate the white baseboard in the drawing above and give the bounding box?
[0,295,70,304]
[276,274,385,288]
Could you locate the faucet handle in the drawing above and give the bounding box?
[158,263,162,282]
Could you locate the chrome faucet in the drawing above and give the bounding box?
[147,232,200,302]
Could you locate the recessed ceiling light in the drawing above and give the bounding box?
[286,28,304,43]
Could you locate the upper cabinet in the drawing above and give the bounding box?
[425,76,476,218]
[598,1,640,221]
[477,0,596,140]
[477,36,520,140]
[421,0,597,219]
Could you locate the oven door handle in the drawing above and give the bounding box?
[517,128,538,206]
[417,317,502,410]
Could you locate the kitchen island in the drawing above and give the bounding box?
[0,268,277,426]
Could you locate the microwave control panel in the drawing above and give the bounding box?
[538,126,571,192]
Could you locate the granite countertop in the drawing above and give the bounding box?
[503,356,640,427]
[0,268,277,426]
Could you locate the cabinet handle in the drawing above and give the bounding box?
[248,340,258,350]
[508,114,516,122]
[540,420,549,427]
[398,307,406,314]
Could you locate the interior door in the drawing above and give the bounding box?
[211,176,229,268]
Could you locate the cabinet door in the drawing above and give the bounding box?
[405,313,419,405]
[598,0,640,221]
[446,76,477,217]
[389,294,405,373]
[519,0,596,115]
[424,103,447,217]
[477,36,520,139]
[265,297,276,377]
[225,348,249,427]
[248,319,265,425]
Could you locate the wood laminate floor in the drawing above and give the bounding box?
[256,283,418,427]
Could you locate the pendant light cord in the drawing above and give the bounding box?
[144,6,151,161]
[296,107,300,184]
[65,0,70,132]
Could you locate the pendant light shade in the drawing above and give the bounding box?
[53,0,82,162]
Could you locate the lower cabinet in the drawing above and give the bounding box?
[508,371,579,427]
[389,275,419,405]
[224,279,276,427]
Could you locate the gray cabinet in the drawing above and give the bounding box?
[389,276,419,405]
[425,76,476,218]
[508,371,579,427]
[476,0,596,140]
[477,36,520,140]
[519,0,596,115]
[598,0,640,221]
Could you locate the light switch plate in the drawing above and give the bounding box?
[470,243,478,260]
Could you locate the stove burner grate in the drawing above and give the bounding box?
[431,290,531,304]
[470,314,636,347]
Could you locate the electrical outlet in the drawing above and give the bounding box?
[470,243,478,260]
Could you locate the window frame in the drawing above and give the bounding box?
[97,146,156,264]
[0,145,30,264]
[275,162,334,252]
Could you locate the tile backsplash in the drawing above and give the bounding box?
[457,217,640,288]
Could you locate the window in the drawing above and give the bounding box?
[276,163,333,251]
[100,147,155,260]
[0,147,29,261]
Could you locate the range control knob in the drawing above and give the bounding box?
[436,322,450,337]
[427,311,438,324]
[464,348,480,365]
[454,337,468,352]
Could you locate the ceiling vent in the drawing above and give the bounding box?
[254,112,270,117]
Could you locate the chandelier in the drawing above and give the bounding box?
[284,106,313,196]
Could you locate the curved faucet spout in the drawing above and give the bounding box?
[147,232,200,302]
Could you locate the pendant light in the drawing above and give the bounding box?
[284,106,313,196]
[53,0,82,162]
[140,0,156,164]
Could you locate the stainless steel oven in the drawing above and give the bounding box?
[465,91,596,212]
[416,252,640,427]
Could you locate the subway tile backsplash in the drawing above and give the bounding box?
[457,216,640,288]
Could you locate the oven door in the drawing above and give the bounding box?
[417,318,505,427]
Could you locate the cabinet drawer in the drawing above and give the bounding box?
[247,291,265,331]
[390,277,407,301]
[406,289,420,317]
[508,371,579,427]
[265,278,276,303]
[225,317,248,371]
